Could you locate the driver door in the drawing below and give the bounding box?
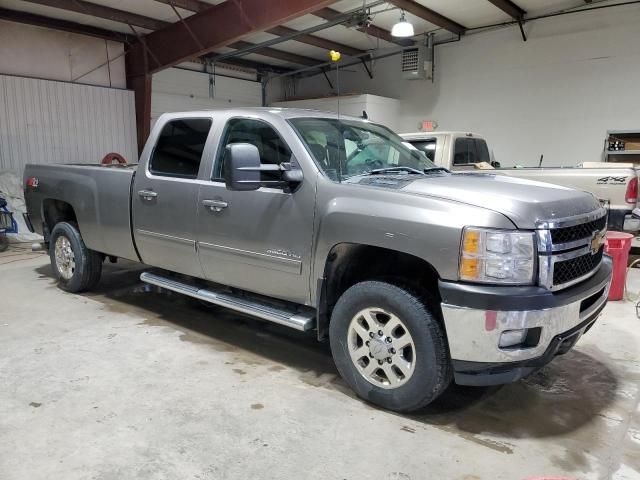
[195,117,316,304]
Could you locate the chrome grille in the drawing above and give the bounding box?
[550,216,607,244]
[553,248,604,285]
[537,208,607,291]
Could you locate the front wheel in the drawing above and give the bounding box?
[49,222,102,292]
[329,281,452,412]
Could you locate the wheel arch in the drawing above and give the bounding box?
[42,199,78,241]
[315,243,442,340]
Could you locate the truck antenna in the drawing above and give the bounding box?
[336,62,340,118]
[538,154,544,168]
[329,50,342,118]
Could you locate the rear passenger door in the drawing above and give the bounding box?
[132,117,213,277]
[195,116,316,304]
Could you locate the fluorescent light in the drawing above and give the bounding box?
[391,11,414,38]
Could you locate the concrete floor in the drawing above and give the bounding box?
[1,247,639,480]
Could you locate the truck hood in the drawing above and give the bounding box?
[400,173,602,229]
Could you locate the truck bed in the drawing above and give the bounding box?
[493,166,637,211]
[23,163,139,261]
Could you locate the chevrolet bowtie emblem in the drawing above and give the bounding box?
[591,230,605,255]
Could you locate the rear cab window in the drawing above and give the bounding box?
[453,137,490,166]
[149,118,213,178]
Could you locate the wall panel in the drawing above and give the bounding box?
[151,68,262,126]
[0,74,137,172]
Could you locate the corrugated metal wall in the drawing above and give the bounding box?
[0,74,137,172]
[151,68,262,126]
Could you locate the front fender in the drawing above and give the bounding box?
[311,182,515,304]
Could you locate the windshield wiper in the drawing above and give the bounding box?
[368,166,425,175]
[423,167,449,174]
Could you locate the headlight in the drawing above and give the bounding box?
[459,227,535,284]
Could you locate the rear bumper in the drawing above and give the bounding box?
[625,208,640,233]
[608,208,639,233]
[439,256,612,386]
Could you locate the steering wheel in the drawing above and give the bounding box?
[365,158,384,170]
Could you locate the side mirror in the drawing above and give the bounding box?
[224,143,261,191]
[224,142,304,192]
[282,169,303,184]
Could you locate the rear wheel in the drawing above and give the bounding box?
[49,222,102,292]
[329,281,452,412]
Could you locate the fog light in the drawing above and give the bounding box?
[499,329,527,348]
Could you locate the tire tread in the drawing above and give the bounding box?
[330,280,452,412]
[49,222,102,292]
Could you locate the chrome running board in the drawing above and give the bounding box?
[140,272,315,332]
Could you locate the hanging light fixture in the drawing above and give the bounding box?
[391,10,414,38]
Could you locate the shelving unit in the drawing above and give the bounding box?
[606,150,640,155]
[604,130,640,164]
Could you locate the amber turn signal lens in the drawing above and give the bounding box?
[462,230,480,254]
[460,257,479,278]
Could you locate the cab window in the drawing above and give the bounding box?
[149,118,212,178]
[453,137,490,166]
[409,138,437,162]
[214,118,292,182]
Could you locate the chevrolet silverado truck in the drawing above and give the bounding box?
[24,109,612,412]
[401,131,640,234]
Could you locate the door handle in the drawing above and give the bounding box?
[202,199,228,212]
[138,189,158,200]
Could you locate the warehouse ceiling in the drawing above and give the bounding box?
[0,0,620,149]
[0,0,612,73]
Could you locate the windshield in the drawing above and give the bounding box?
[289,117,437,182]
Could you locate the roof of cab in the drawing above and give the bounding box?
[400,131,486,139]
[157,107,365,122]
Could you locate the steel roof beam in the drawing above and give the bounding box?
[229,41,321,67]
[486,0,526,19]
[266,25,365,57]
[153,0,368,58]
[126,0,335,75]
[201,55,292,74]
[125,0,335,150]
[312,7,413,46]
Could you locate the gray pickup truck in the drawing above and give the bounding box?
[24,108,612,412]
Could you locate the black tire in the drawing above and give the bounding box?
[49,222,102,292]
[0,235,8,252]
[329,281,452,412]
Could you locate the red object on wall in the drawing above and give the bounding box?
[100,153,128,165]
[604,231,634,301]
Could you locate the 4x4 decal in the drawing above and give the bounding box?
[597,176,627,185]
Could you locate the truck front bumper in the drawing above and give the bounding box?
[438,256,612,386]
